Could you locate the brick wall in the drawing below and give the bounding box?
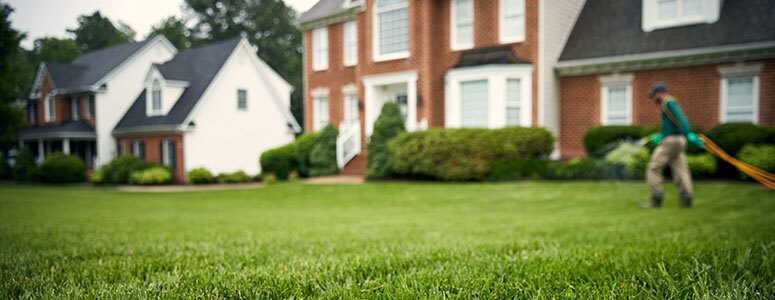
[304,0,539,134]
[559,59,775,159]
[115,134,185,183]
[34,75,96,127]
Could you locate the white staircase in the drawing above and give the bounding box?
[336,121,362,169]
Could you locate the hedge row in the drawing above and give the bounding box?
[259,124,338,180]
[186,168,254,185]
[388,127,555,181]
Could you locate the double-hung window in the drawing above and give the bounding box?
[643,0,719,31]
[373,0,409,61]
[313,95,329,131]
[132,141,145,159]
[499,0,525,43]
[237,89,248,110]
[460,80,489,128]
[343,21,357,66]
[160,139,176,169]
[85,95,94,118]
[70,96,80,120]
[44,93,54,122]
[721,76,758,123]
[601,84,632,125]
[450,0,473,50]
[151,79,162,114]
[505,79,521,126]
[344,93,359,126]
[312,27,328,71]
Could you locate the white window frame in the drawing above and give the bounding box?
[85,95,93,118]
[161,139,174,167]
[237,89,248,111]
[312,27,328,71]
[642,0,720,32]
[499,0,526,44]
[150,79,163,116]
[342,85,359,126]
[505,78,522,126]
[372,0,410,62]
[312,88,330,131]
[70,96,80,121]
[132,140,144,158]
[444,65,533,128]
[44,93,54,122]
[343,21,358,66]
[450,0,474,51]
[718,63,762,124]
[599,73,633,125]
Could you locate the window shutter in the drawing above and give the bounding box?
[168,140,176,170]
[139,141,145,159]
[160,141,165,164]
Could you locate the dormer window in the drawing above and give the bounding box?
[151,79,162,114]
[642,0,720,32]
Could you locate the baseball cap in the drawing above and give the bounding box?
[648,83,668,98]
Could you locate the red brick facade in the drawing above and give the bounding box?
[559,59,775,159]
[35,75,96,128]
[115,134,186,182]
[303,0,539,132]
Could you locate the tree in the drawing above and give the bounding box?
[308,124,339,177]
[366,102,406,179]
[0,2,27,147]
[67,11,135,52]
[33,37,81,63]
[148,16,190,50]
[185,0,303,128]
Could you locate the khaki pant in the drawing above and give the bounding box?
[646,135,693,199]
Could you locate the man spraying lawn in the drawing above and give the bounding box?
[640,84,704,208]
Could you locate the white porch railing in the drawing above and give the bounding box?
[336,121,362,169]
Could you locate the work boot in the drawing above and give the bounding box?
[639,193,663,208]
[679,192,692,208]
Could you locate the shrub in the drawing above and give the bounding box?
[309,123,339,177]
[545,158,623,180]
[129,166,172,185]
[188,167,214,184]
[389,127,554,181]
[0,153,11,180]
[489,159,548,181]
[628,148,651,179]
[687,153,717,178]
[90,167,105,184]
[707,123,768,157]
[366,102,405,179]
[293,133,319,177]
[604,142,643,168]
[216,171,252,184]
[737,144,775,179]
[583,126,644,157]
[262,173,277,184]
[260,143,296,180]
[40,153,87,183]
[92,155,153,184]
[13,147,36,182]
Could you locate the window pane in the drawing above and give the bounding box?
[682,0,702,16]
[506,107,520,126]
[238,90,247,109]
[377,0,406,8]
[504,15,524,38]
[460,80,488,128]
[315,97,329,130]
[608,116,629,125]
[727,77,753,108]
[505,0,524,15]
[457,24,473,45]
[506,79,520,105]
[456,0,472,21]
[394,93,408,121]
[658,0,677,19]
[152,91,162,110]
[726,111,754,122]
[379,8,408,55]
[607,87,627,112]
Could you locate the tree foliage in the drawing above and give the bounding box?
[0,2,27,146]
[148,16,190,50]
[366,102,405,179]
[33,37,81,63]
[185,0,303,128]
[67,11,135,52]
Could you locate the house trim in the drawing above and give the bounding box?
[450,0,474,51]
[499,0,526,44]
[718,62,762,125]
[598,73,633,125]
[371,0,411,62]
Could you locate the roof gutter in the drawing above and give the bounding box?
[555,41,775,76]
[112,125,185,137]
[298,4,364,30]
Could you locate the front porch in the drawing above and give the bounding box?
[18,121,97,168]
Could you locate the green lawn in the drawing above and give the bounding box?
[0,182,774,299]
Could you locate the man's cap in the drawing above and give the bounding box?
[648,83,668,98]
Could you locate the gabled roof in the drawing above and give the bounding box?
[559,0,775,62]
[37,37,164,93]
[298,0,363,28]
[453,45,532,68]
[113,38,242,131]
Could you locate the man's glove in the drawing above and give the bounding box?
[687,132,704,149]
[648,133,664,145]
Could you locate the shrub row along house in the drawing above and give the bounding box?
[19,36,300,182]
[299,0,774,174]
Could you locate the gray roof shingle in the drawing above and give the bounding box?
[18,120,95,139]
[298,0,347,24]
[453,45,532,68]
[559,0,775,61]
[113,38,242,131]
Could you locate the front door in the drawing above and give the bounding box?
[393,93,408,122]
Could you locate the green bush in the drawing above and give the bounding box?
[262,173,277,184]
[293,133,319,178]
[545,158,623,180]
[489,159,548,181]
[13,147,36,182]
[0,153,11,180]
[129,166,172,185]
[389,127,554,181]
[366,102,405,180]
[687,153,717,178]
[583,126,645,157]
[216,171,252,184]
[260,143,297,180]
[604,142,643,168]
[40,153,87,183]
[737,144,775,179]
[91,155,152,184]
[628,148,651,179]
[90,167,105,184]
[309,123,339,177]
[188,168,214,184]
[707,123,768,157]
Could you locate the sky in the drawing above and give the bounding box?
[7,0,319,49]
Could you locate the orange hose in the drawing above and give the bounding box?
[698,134,775,190]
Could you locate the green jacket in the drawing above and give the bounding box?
[661,96,691,135]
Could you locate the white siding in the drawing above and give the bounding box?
[539,0,585,157]
[183,43,294,175]
[95,39,176,166]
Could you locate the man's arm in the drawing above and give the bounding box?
[666,100,691,135]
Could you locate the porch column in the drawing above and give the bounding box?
[37,139,44,164]
[63,138,70,154]
[407,79,417,132]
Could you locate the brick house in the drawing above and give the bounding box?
[555,0,775,158]
[299,0,585,174]
[21,36,300,182]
